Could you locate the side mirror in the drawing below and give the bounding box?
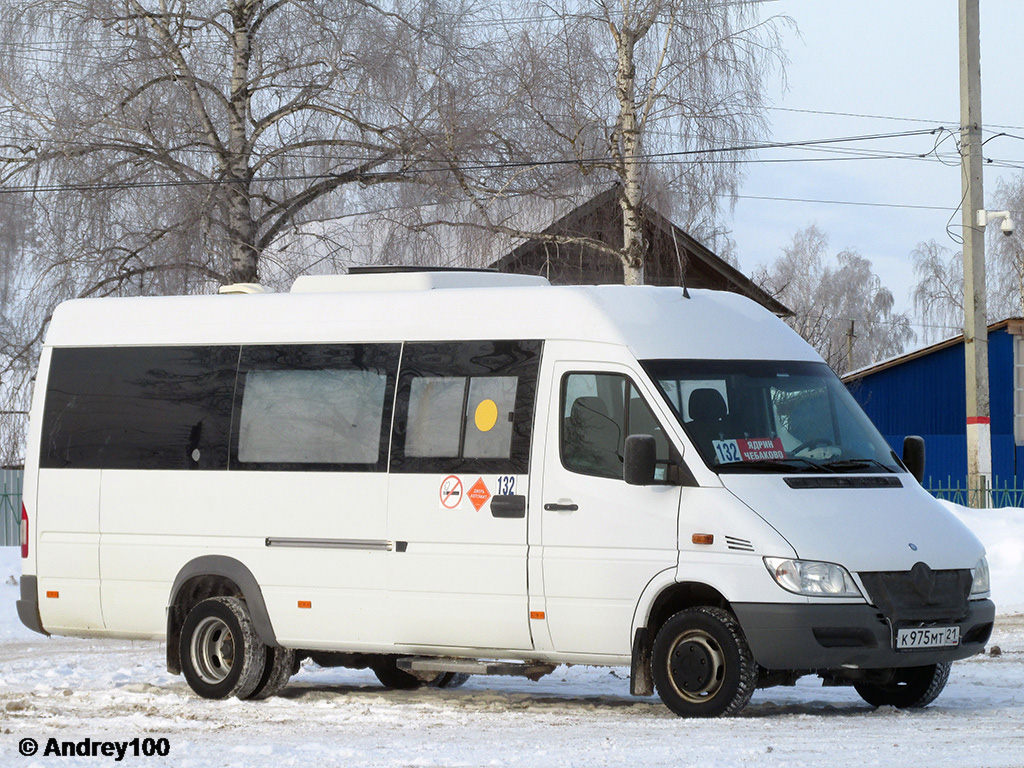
[624,435,657,486]
[903,435,925,484]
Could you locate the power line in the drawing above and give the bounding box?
[733,194,955,212]
[770,105,1024,135]
[0,127,948,195]
[790,312,961,333]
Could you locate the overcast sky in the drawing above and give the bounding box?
[729,0,1024,336]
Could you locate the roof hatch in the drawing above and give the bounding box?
[290,267,550,293]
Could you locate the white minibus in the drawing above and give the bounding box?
[17,269,994,717]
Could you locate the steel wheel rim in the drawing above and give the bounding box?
[665,629,725,703]
[191,615,235,685]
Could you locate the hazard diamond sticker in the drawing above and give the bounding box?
[467,477,491,512]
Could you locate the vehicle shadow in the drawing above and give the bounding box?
[274,679,890,719]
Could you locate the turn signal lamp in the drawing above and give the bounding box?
[970,557,990,597]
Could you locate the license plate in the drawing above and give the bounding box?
[895,626,960,650]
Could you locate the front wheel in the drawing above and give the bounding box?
[652,607,757,718]
[429,672,471,689]
[371,657,471,689]
[370,656,422,690]
[854,662,951,709]
[179,597,266,700]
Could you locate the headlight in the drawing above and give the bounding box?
[970,556,990,597]
[764,557,863,598]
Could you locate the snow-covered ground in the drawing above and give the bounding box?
[2,502,1023,767]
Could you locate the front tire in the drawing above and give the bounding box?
[430,672,471,689]
[854,662,951,709]
[179,597,266,700]
[652,607,757,718]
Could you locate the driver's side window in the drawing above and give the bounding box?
[561,373,670,480]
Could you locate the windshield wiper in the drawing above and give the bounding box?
[821,458,896,474]
[715,457,835,474]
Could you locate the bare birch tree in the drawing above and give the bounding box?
[0,0,478,289]
[0,193,39,466]
[0,0,485,461]
[912,240,964,345]
[390,0,787,283]
[757,224,915,374]
[988,174,1024,318]
[911,173,1024,345]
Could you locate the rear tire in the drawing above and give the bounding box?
[245,645,295,700]
[854,662,951,709]
[179,597,266,700]
[652,607,757,718]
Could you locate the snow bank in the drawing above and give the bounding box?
[943,501,1024,614]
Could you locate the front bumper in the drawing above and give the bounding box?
[732,599,995,670]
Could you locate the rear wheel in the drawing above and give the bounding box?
[244,645,296,700]
[854,662,951,709]
[652,607,757,718]
[179,597,266,700]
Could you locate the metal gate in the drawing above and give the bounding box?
[1,469,22,547]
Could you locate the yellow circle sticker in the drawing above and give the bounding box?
[474,399,499,432]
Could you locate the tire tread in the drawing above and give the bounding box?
[652,606,757,718]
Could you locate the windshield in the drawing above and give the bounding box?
[642,359,903,474]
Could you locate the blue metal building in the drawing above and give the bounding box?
[843,319,1024,490]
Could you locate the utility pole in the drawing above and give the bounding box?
[960,0,991,508]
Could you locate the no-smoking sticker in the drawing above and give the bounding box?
[439,475,463,510]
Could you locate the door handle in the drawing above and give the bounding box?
[543,502,578,512]
[491,494,526,518]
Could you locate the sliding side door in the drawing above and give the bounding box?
[386,340,541,652]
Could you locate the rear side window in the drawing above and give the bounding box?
[391,340,542,473]
[41,346,237,470]
[233,344,400,471]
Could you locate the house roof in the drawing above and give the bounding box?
[842,317,1024,382]
[488,187,791,316]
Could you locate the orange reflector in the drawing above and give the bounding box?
[297,600,312,609]
[692,533,714,545]
[46,590,59,599]
[530,611,545,620]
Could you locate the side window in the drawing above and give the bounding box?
[561,373,670,480]
[392,340,541,473]
[233,344,400,471]
[41,346,237,470]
